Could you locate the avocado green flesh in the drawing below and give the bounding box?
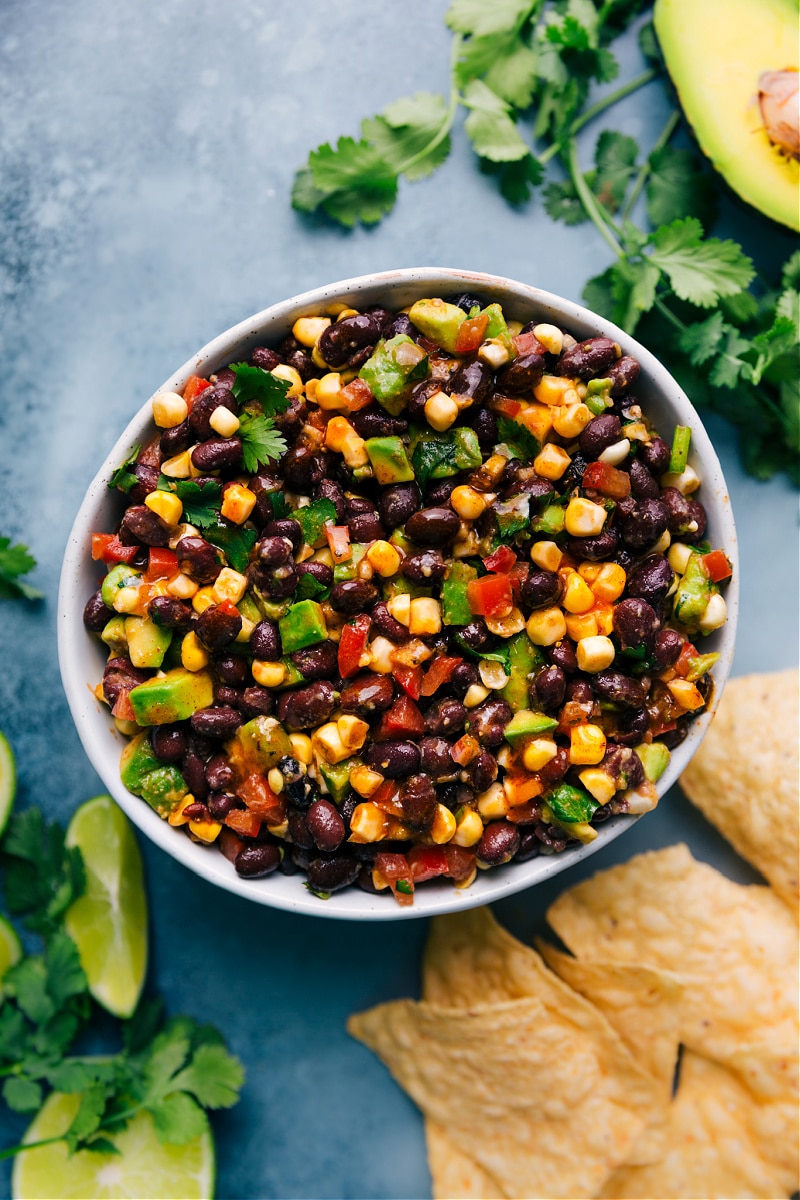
[654,0,799,231]
[120,733,187,816]
[128,668,214,725]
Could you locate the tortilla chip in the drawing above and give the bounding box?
[348,995,660,1200]
[546,844,799,1064]
[598,1050,795,1199]
[723,1042,800,1194]
[680,669,799,910]
[425,1120,505,1200]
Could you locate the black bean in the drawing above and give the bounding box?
[602,745,645,789]
[424,699,467,737]
[538,746,569,785]
[160,420,192,458]
[497,351,545,395]
[287,811,314,850]
[350,408,408,439]
[426,478,456,506]
[306,798,346,852]
[318,313,382,368]
[249,561,297,600]
[215,654,249,686]
[340,672,395,717]
[613,597,660,649]
[566,527,620,562]
[297,561,334,592]
[628,459,659,500]
[467,750,498,793]
[557,336,619,380]
[280,446,322,490]
[534,666,566,712]
[208,791,240,820]
[188,385,238,440]
[455,620,488,651]
[182,750,209,799]
[214,684,242,708]
[548,641,578,674]
[450,292,487,313]
[148,596,192,631]
[329,579,379,615]
[274,395,308,441]
[450,661,479,698]
[626,555,673,604]
[401,549,447,585]
[128,462,161,504]
[446,360,493,405]
[684,499,708,543]
[278,681,335,731]
[420,737,457,779]
[176,536,222,584]
[310,478,344,524]
[235,843,282,878]
[205,753,235,791]
[255,535,293,567]
[250,619,282,661]
[465,405,498,450]
[102,657,149,707]
[370,601,405,643]
[567,678,594,705]
[250,346,282,372]
[405,507,460,546]
[118,505,170,548]
[622,499,670,553]
[379,483,422,531]
[151,725,188,763]
[306,854,360,894]
[400,774,437,829]
[349,511,385,542]
[190,706,242,739]
[190,438,243,473]
[291,641,338,680]
[579,414,623,460]
[592,670,646,708]
[83,590,110,631]
[477,821,520,866]
[466,698,513,748]
[240,686,274,717]
[640,436,670,475]
[196,604,242,652]
[653,628,683,670]
[263,518,303,551]
[521,569,563,610]
[514,829,542,862]
[607,355,640,396]
[365,740,421,777]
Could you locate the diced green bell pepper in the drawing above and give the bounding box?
[279,599,328,653]
[365,436,415,485]
[585,378,613,415]
[441,562,477,626]
[100,563,141,608]
[359,335,429,415]
[544,782,599,824]
[319,757,360,804]
[672,553,717,632]
[531,504,566,537]
[501,633,545,713]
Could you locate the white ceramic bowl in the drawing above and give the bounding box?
[58,268,738,920]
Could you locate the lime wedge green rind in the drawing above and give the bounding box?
[0,913,22,986]
[64,795,148,1019]
[11,1091,215,1200]
[0,729,17,838]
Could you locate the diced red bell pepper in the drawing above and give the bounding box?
[489,395,523,418]
[702,549,732,582]
[218,828,246,864]
[581,461,631,499]
[339,378,375,412]
[408,845,449,883]
[111,689,136,721]
[374,694,425,741]
[483,545,517,574]
[504,771,544,807]
[325,524,352,564]
[513,330,545,356]
[144,547,179,582]
[673,640,697,679]
[183,375,211,405]
[454,312,489,355]
[420,656,462,697]
[91,533,140,565]
[371,780,404,820]
[224,808,263,839]
[338,614,370,679]
[392,662,423,701]
[467,573,513,619]
[374,851,414,905]
[444,844,476,882]
[237,773,286,823]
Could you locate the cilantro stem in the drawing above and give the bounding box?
[565,139,624,257]
[654,295,687,332]
[394,36,462,179]
[0,1134,65,1161]
[537,69,659,167]
[620,110,680,221]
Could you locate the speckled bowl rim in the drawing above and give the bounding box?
[58,267,738,920]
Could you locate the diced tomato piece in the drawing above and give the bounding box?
[236,773,285,822]
[702,549,732,582]
[483,545,517,574]
[451,734,480,766]
[581,461,631,499]
[325,524,352,564]
[509,561,530,602]
[340,378,375,412]
[215,598,241,620]
[673,641,697,678]
[374,851,414,905]
[467,573,513,618]
[513,330,545,356]
[183,375,211,405]
[338,614,370,679]
[488,395,523,418]
[371,781,404,819]
[444,844,476,882]
[454,312,489,355]
[392,662,423,701]
[91,533,140,565]
[420,656,462,697]
[224,808,263,839]
[111,689,136,721]
[144,547,179,582]
[375,694,425,741]
[408,845,449,883]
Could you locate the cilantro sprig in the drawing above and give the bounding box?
[230,362,290,471]
[0,537,42,602]
[292,0,799,482]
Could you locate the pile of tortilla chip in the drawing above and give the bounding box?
[348,672,799,1199]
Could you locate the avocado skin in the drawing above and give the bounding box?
[128,667,214,725]
[654,0,799,231]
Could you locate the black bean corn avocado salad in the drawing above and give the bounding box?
[83,294,732,905]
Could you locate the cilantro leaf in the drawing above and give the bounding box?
[173,480,222,528]
[238,411,287,474]
[497,415,540,461]
[461,80,531,163]
[295,572,328,601]
[362,93,451,182]
[645,146,718,230]
[3,1076,42,1113]
[290,498,336,548]
[204,522,256,574]
[0,537,43,602]
[168,1042,245,1109]
[543,179,586,225]
[297,136,399,227]
[2,809,85,935]
[108,445,141,495]
[149,1092,209,1145]
[446,0,536,39]
[679,311,726,366]
[230,363,291,418]
[484,154,544,204]
[647,217,755,307]
[592,130,638,214]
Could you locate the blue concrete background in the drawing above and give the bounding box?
[0,1,797,1196]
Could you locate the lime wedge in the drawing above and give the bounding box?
[11,1091,215,1199]
[0,913,22,986]
[0,729,17,837]
[64,795,148,1019]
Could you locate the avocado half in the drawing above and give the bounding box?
[654,0,799,231]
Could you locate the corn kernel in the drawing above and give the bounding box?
[660,465,700,494]
[598,438,631,466]
[350,764,384,798]
[368,635,397,673]
[565,496,607,537]
[464,683,490,708]
[236,616,255,643]
[314,371,346,410]
[534,375,574,405]
[530,540,563,572]
[209,405,240,438]
[578,768,618,805]
[565,611,598,641]
[341,434,369,469]
[667,678,705,710]
[425,391,459,432]
[386,593,411,626]
[271,364,304,397]
[251,660,286,688]
[576,634,616,673]
[667,543,694,574]
[452,809,484,847]
[188,816,222,843]
[591,562,626,602]
[450,485,491,520]
[652,530,672,555]
[478,338,511,369]
[338,714,369,752]
[485,606,526,637]
[167,572,198,600]
[212,567,248,605]
[593,604,615,636]
[266,819,289,839]
[699,592,727,633]
[152,391,188,428]
[409,597,442,636]
[366,540,401,578]
[325,416,357,452]
[430,803,457,844]
[112,586,141,614]
[552,402,592,439]
[526,607,567,646]
[284,734,311,766]
[532,323,563,355]
[479,659,509,690]
[181,631,210,671]
[267,768,285,794]
[312,722,350,764]
[349,802,389,843]
[192,586,217,614]
[476,782,509,820]
[168,794,196,827]
[533,442,571,481]
[292,315,331,347]
[144,489,183,526]
[562,572,595,614]
[161,450,193,479]
[569,723,607,765]
[522,738,558,772]
[168,522,199,548]
[577,562,601,584]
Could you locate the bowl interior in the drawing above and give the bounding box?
[58,268,738,920]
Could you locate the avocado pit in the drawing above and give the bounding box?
[758,68,800,159]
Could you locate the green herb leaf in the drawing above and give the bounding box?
[645,145,718,229]
[647,217,755,307]
[497,415,540,461]
[0,537,43,602]
[295,136,399,227]
[2,809,85,936]
[174,480,222,528]
[543,178,586,225]
[295,572,328,601]
[592,130,638,214]
[411,436,458,492]
[204,522,256,574]
[238,412,287,473]
[461,79,531,162]
[362,93,451,182]
[679,311,726,366]
[290,499,336,548]
[230,363,291,418]
[3,1076,43,1113]
[108,445,141,495]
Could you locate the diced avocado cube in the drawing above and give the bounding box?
[407,298,467,354]
[237,593,262,625]
[635,742,671,783]
[226,716,292,777]
[531,504,566,536]
[101,615,128,654]
[334,543,367,583]
[365,436,415,485]
[442,562,477,626]
[452,428,482,470]
[279,599,328,654]
[359,335,429,415]
[503,708,558,744]
[319,757,360,804]
[100,563,141,609]
[129,667,214,726]
[120,732,187,817]
[501,635,545,713]
[124,616,172,670]
[280,658,306,688]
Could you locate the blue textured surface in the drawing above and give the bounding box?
[0,2,797,1197]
